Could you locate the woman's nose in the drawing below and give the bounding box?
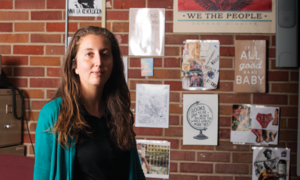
[94,52,101,67]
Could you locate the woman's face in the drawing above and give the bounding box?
[75,34,113,89]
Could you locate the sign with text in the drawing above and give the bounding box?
[173,0,276,33]
[68,0,102,17]
[235,40,266,93]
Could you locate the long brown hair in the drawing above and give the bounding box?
[52,26,135,150]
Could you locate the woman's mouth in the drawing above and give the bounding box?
[92,71,102,76]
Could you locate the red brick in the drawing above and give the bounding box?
[181,141,214,150]
[14,67,44,76]
[22,89,44,99]
[114,0,145,9]
[31,34,61,43]
[79,22,111,31]
[128,69,144,79]
[164,58,180,68]
[165,23,173,32]
[212,82,233,91]
[0,45,11,54]
[236,35,270,42]
[279,118,286,128]
[253,94,288,105]
[114,34,128,44]
[281,107,298,117]
[200,176,233,180]
[30,56,61,66]
[153,58,163,67]
[272,35,276,46]
[23,133,35,143]
[232,153,252,163]
[107,10,129,20]
[2,67,12,76]
[1,56,28,65]
[9,78,28,87]
[0,34,29,43]
[279,130,297,141]
[169,103,182,114]
[220,58,232,68]
[31,100,48,110]
[148,0,173,8]
[170,92,180,102]
[219,129,230,139]
[46,23,78,32]
[180,163,213,173]
[287,142,296,152]
[15,0,45,9]
[169,115,179,125]
[15,23,45,32]
[219,94,251,104]
[220,70,234,80]
[129,80,162,90]
[26,111,40,121]
[164,81,182,91]
[268,71,288,81]
[270,60,298,70]
[112,22,129,32]
[170,162,177,172]
[14,45,43,55]
[30,78,59,88]
[165,127,182,137]
[215,164,248,174]
[220,105,231,116]
[31,11,62,20]
[219,117,231,127]
[289,95,298,105]
[171,151,195,161]
[30,122,37,131]
[120,46,128,56]
[288,118,297,129]
[46,46,64,55]
[220,47,235,56]
[165,11,173,21]
[272,83,298,93]
[0,0,13,9]
[269,48,275,58]
[216,141,250,151]
[290,71,298,81]
[165,47,180,56]
[47,90,57,99]
[149,69,181,79]
[0,23,12,32]
[47,68,61,77]
[165,35,198,45]
[145,138,179,149]
[201,35,233,45]
[133,127,162,136]
[47,0,64,9]
[197,152,230,162]
[69,16,95,20]
[0,11,29,20]
[168,175,197,180]
[235,177,251,180]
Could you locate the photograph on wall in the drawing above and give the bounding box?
[183,94,218,145]
[231,105,280,145]
[252,147,290,180]
[68,0,102,17]
[129,8,165,56]
[135,84,170,128]
[141,58,153,77]
[181,40,219,90]
[173,0,276,33]
[122,57,128,83]
[235,40,266,93]
[136,140,170,179]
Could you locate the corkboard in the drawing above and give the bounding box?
[234,40,266,93]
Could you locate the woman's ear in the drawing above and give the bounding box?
[73,59,79,74]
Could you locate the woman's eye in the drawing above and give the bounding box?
[86,52,93,57]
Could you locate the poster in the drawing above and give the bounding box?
[183,94,218,145]
[135,84,170,128]
[129,8,165,56]
[137,140,170,179]
[141,58,153,77]
[173,0,276,33]
[235,40,266,93]
[122,57,128,83]
[231,105,280,145]
[68,0,102,17]
[182,40,219,90]
[252,147,290,180]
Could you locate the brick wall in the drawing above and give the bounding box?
[0,0,299,179]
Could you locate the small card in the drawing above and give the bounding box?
[141,58,153,76]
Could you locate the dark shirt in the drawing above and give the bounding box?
[73,104,130,180]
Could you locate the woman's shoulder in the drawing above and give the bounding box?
[41,97,62,112]
[38,97,62,126]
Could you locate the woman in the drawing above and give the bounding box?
[34,26,145,180]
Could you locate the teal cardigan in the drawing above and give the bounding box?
[34,98,145,180]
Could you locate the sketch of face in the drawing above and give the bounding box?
[188,42,200,59]
[264,150,272,159]
[78,0,94,8]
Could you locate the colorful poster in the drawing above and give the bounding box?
[136,140,170,179]
[235,40,266,93]
[135,84,170,128]
[129,8,165,56]
[68,0,102,17]
[141,58,153,77]
[173,0,276,33]
[231,105,280,145]
[183,94,218,145]
[122,57,128,83]
[181,40,219,90]
[252,147,290,180]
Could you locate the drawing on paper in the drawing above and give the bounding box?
[135,84,170,128]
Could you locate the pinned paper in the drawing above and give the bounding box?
[141,58,153,77]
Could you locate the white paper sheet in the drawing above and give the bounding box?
[68,0,102,17]
[129,8,165,56]
[183,94,218,145]
[135,84,169,128]
[122,57,128,83]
